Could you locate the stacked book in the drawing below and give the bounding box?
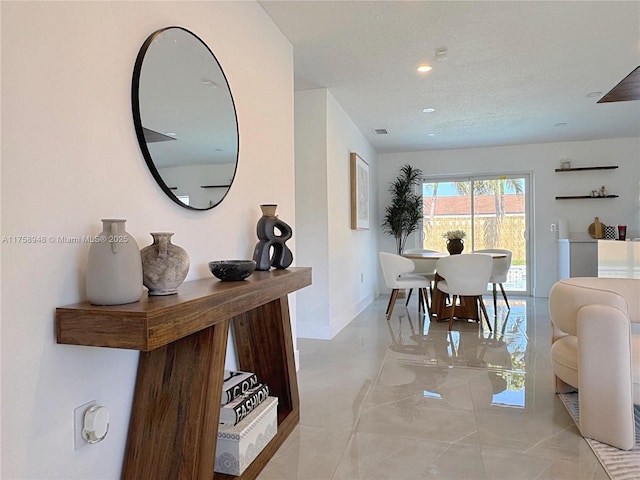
[220,369,270,425]
[215,369,279,476]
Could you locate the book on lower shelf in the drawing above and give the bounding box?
[219,382,270,426]
[221,370,259,405]
[215,396,279,476]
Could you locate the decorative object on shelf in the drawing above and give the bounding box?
[443,230,466,255]
[252,204,293,270]
[599,185,607,197]
[588,218,606,239]
[221,370,259,405]
[215,396,278,476]
[350,152,370,230]
[140,232,189,295]
[382,164,423,254]
[219,382,269,426]
[560,159,572,170]
[86,219,143,305]
[604,226,616,239]
[618,224,627,241]
[208,260,256,281]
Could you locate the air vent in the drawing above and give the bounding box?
[374,129,388,135]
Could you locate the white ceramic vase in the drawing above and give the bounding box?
[140,232,190,295]
[86,219,143,305]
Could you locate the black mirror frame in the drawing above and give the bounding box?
[131,26,239,211]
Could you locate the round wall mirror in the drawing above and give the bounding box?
[132,27,239,210]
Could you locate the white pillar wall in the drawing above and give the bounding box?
[295,89,380,339]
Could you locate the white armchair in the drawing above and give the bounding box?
[473,248,512,314]
[435,254,493,331]
[549,277,640,450]
[403,249,440,309]
[379,252,431,320]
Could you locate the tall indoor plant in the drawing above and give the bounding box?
[382,164,423,254]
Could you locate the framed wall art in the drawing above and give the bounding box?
[350,152,370,230]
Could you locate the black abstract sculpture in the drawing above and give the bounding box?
[252,204,293,270]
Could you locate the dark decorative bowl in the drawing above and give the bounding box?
[208,260,256,281]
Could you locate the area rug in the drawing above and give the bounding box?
[559,393,640,480]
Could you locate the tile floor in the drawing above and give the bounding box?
[258,295,608,480]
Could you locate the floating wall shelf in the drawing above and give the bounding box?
[555,165,619,199]
[556,195,619,200]
[555,166,618,172]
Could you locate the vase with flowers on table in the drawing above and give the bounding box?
[443,230,466,255]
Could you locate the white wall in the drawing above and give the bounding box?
[295,89,379,339]
[378,137,640,297]
[294,90,330,338]
[1,2,294,478]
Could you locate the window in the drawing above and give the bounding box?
[421,174,530,293]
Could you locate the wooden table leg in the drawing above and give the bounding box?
[122,296,301,480]
[431,280,480,322]
[122,320,230,480]
[228,296,300,480]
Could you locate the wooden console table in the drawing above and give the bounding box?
[56,267,312,480]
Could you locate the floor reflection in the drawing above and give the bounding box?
[385,301,530,409]
[258,295,608,480]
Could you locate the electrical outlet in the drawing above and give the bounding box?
[74,400,96,450]
[550,223,557,232]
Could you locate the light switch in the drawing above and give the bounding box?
[82,405,109,444]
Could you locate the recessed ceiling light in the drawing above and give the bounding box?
[422,108,436,113]
[586,91,602,98]
[427,133,436,137]
[202,80,218,88]
[165,132,177,136]
[555,122,567,127]
[416,64,432,73]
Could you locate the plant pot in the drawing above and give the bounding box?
[446,238,464,255]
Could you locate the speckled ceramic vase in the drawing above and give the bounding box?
[140,232,190,295]
[86,219,143,305]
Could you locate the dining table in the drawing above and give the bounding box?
[402,251,506,322]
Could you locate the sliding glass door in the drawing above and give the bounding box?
[421,174,530,294]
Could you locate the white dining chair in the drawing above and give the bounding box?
[435,254,493,331]
[473,249,512,314]
[403,249,440,309]
[379,252,431,320]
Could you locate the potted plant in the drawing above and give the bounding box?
[443,229,466,254]
[382,164,423,254]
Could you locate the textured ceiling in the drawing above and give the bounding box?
[259,1,640,153]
